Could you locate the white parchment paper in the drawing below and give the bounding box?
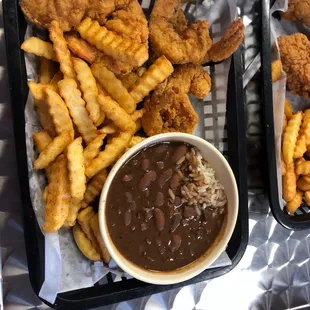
[24,0,237,304]
[271,0,310,209]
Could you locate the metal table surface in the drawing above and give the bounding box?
[2,0,310,309]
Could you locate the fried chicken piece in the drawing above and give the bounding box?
[202,18,245,63]
[157,64,211,99]
[142,89,198,136]
[105,0,148,44]
[149,0,212,64]
[86,0,148,44]
[281,0,310,28]
[278,33,310,98]
[20,0,89,31]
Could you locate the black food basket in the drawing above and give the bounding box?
[261,0,310,230]
[3,0,249,308]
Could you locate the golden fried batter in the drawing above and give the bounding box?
[157,64,211,99]
[20,0,88,31]
[278,33,310,98]
[149,0,212,64]
[142,89,198,136]
[281,0,310,28]
[203,18,244,63]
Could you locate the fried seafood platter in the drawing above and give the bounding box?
[20,0,244,263]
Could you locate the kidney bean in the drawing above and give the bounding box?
[183,206,197,219]
[122,174,133,182]
[141,158,150,171]
[170,173,181,190]
[156,161,164,169]
[138,170,157,191]
[155,144,168,153]
[125,192,133,203]
[158,169,173,188]
[129,201,137,211]
[171,213,181,232]
[155,192,164,206]
[170,233,181,252]
[124,210,131,226]
[144,189,150,198]
[171,145,187,163]
[154,208,165,231]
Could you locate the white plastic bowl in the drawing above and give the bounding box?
[99,133,238,285]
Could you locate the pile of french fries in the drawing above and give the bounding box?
[272,59,310,214]
[282,99,310,213]
[22,19,174,262]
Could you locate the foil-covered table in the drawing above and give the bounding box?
[2,0,310,309]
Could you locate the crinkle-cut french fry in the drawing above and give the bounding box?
[283,162,297,202]
[34,131,72,169]
[294,110,310,158]
[286,190,303,214]
[58,79,97,143]
[86,131,133,178]
[72,57,100,123]
[285,99,293,120]
[282,159,286,176]
[297,178,310,191]
[33,130,53,177]
[49,21,75,79]
[95,108,106,127]
[129,136,146,148]
[137,67,147,76]
[73,223,100,261]
[98,124,118,135]
[305,191,310,206]
[65,33,97,63]
[39,58,57,84]
[67,137,86,201]
[77,207,101,254]
[91,63,135,114]
[82,169,107,208]
[84,134,106,167]
[76,18,148,67]
[283,111,302,164]
[295,157,306,167]
[296,161,310,175]
[129,56,174,104]
[43,155,70,232]
[45,88,74,140]
[131,109,144,121]
[90,215,110,263]
[33,130,53,152]
[21,37,57,61]
[67,198,82,227]
[135,119,141,133]
[28,81,58,101]
[271,59,282,82]
[50,71,63,85]
[97,95,136,132]
[34,99,56,137]
[96,82,109,96]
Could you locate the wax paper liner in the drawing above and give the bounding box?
[24,0,238,304]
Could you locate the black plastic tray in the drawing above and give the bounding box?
[3,0,249,308]
[261,0,310,230]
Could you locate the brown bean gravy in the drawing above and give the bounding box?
[106,142,227,271]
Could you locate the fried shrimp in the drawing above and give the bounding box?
[202,18,245,63]
[157,64,211,99]
[142,89,198,136]
[149,0,212,64]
